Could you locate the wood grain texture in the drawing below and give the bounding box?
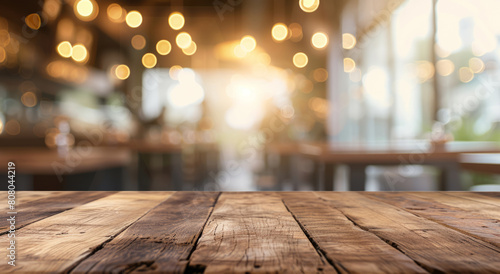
[365,192,500,248]
[446,192,500,207]
[71,191,219,273]
[410,192,500,221]
[0,192,170,273]
[281,192,426,273]
[188,192,335,273]
[317,192,500,273]
[0,191,115,234]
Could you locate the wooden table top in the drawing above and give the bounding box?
[2,191,500,273]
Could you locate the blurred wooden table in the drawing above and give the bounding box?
[297,141,500,191]
[1,191,499,273]
[461,153,500,175]
[0,147,131,190]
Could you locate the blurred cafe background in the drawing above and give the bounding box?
[1,0,500,191]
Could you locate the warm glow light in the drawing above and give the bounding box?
[131,35,146,50]
[176,32,192,49]
[459,67,474,83]
[156,40,171,55]
[293,52,308,68]
[126,10,142,28]
[289,23,303,42]
[5,120,20,135]
[0,48,6,63]
[169,65,183,80]
[343,58,355,72]
[21,92,37,107]
[142,53,157,68]
[25,13,41,30]
[311,32,328,49]
[313,68,328,82]
[299,0,320,13]
[342,33,356,49]
[240,35,256,52]
[168,69,205,108]
[74,0,98,21]
[415,61,435,83]
[469,57,485,74]
[272,23,288,42]
[76,0,93,16]
[71,44,88,62]
[182,41,197,55]
[57,41,72,58]
[107,3,124,22]
[436,59,454,76]
[168,12,185,30]
[234,45,246,58]
[115,64,130,80]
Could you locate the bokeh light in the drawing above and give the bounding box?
[115,64,130,80]
[436,59,454,76]
[240,35,256,52]
[5,120,20,135]
[313,68,328,82]
[343,58,356,73]
[126,10,142,28]
[342,33,356,49]
[299,0,320,13]
[74,0,98,21]
[156,40,172,55]
[293,52,308,68]
[169,65,183,80]
[469,57,485,74]
[289,23,303,42]
[459,67,474,83]
[21,92,37,107]
[142,53,157,68]
[176,32,192,49]
[57,41,72,58]
[168,12,185,30]
[182,41,197,55]
[71,44,88,62]
[107,3,125,23]
[25,13,41,30]
[131,35,146,50]
[272,23,288,42]
[311,32,328,49]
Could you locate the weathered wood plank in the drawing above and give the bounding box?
[410,192,500,221]
[188,192,336,273]
[0,191,58,206]
[71,192,219,273]
[0,191,115,234]
[317,192,500,273]
[365,192,500,248]
[447,192,500,207]
[281,192,427,273]
[0,191,170,273]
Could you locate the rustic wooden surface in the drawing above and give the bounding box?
[1,191,500,273]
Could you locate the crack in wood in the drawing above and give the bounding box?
[182,192,221,274]
[341,211,436,274]
[66,194,174,273]
[282,199,344,274]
